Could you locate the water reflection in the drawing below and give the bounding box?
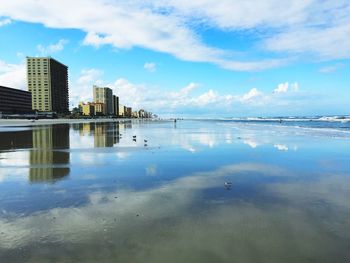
[0,162,349,262]
[1,120,349,262]
[0,129,33,151]
[72,122,124,148]
[0,125,70,183]
[29,125,70,183]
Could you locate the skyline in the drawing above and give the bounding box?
[0,0,349,117]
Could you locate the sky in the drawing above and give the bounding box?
[0,0,349,117]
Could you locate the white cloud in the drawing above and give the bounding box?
[241,88,262,102]
[274,82,289,94]
[265,26,350,60]
[155,0,350,60]
[193,89,219,106]
[274,144,289,151]
[244,139,259,149]
[291,82,299,92]
[274,82,299,94]
[0,17,11,26]
[70,68,104,106]
[0,0,349,70]
[37,39,68,56]
[144,62,157,72]
[319,64,345,74]
[0,60,26,90]
[146,165,157,176]
[170,82,199,101]
[81,77,305,115]
[263,1,350,60]
[0,0,290,71]
[154,0,312,29]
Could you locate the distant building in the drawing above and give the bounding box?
[26,57,69,114]
[113,95,119,116]
[0,86,32,114]
[93,102,105,116]
[132,111,139,118]
[93,86,113,115]
[79,102,95,116]
[118,104,125,117]
[138,109,145,118]
[125,107,132,118]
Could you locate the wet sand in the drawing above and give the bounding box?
[0,120,349,263]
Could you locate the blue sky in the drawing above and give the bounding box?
[0,0,349,117]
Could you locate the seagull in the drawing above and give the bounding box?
[133,135,137,138]
[224,182,232,189]
[144,139,148,143]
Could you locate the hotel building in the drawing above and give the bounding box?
[93,86,113,115]
[26,57,69,114]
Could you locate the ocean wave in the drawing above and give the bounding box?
[225,116,350,123]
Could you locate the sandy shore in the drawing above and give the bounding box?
[0,118,140,127]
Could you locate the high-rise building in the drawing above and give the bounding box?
[113,95,119,116]
[26,57,69,114]
[93,85,113,115]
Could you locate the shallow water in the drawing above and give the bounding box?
[0,120,350,263]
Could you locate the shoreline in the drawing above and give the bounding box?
[0,118,160,127]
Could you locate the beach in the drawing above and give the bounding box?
[0,119,349,263]
[0,118,139,127]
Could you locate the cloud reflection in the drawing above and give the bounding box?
[0,162,349,262]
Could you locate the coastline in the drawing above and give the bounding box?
[0,118,153,127]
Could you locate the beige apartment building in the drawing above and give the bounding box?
[119,104,125,117]
[93,85,113,115]
[26,57,69,113]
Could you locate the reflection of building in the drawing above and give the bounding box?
[0,130,33,151]
[29,124,70,182]
[79,123,94,136]
[27,57,69,113]
[0,86,32,114]
[93,86,113,115]
[94,122,119,147]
